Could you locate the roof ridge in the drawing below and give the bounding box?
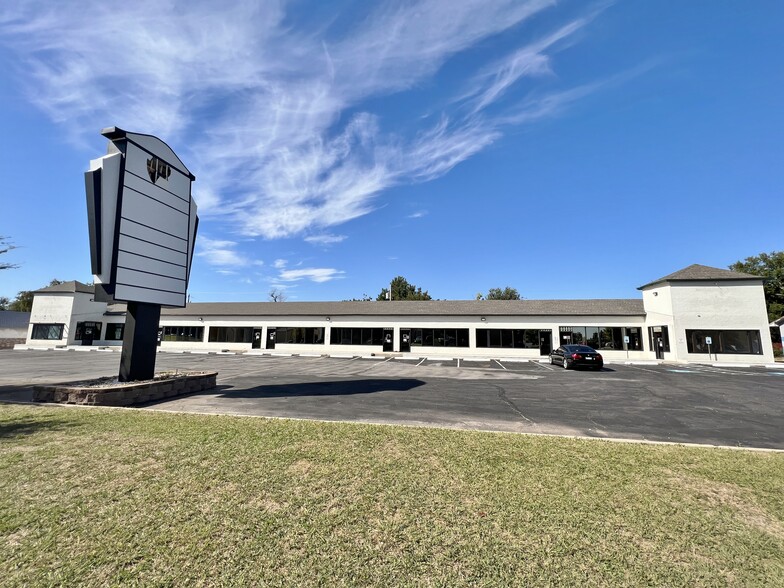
[638,264,761,290]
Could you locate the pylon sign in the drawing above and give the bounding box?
[85,127,198,308]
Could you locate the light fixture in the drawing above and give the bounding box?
[326,317,331,321]
[480,317,486,322]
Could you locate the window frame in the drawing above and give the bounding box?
[30,323,65,340]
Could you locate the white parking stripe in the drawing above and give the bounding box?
[416,358,427,367]
[493,359,507,371]
[533,362,555,371]
[624,364,662,375]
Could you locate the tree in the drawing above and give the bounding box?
[729,251,784,321]
[9,279,63,312]
[484,287,521,300]
[377,276,432,301]
[0,236,19,270]
[268,288,287,302]
[0,296,10,310]
[345,294,373,302]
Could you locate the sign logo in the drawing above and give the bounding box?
[147,156,172,184]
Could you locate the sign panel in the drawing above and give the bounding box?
[85,127,198,307]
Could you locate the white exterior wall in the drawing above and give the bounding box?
[156,314,651,360]
[27,293,113,346]
[26,294,75,346]
[69,293,109,345]
[641,286,676,361]
[21,279,776,364]
[668,281,773,363]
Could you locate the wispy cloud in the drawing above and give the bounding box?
[278,268,345,283]
[305,233,347,245]
[408,211,428,219]
[0,0,619,242]
[196,236,262,269]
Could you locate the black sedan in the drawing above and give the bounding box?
[549,345,604,370]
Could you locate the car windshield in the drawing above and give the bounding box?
[565,345,596,353]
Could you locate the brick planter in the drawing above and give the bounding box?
[32,372,218,406]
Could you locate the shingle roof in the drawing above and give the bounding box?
[161,299,645,318]
[34,280,95,294]
[638,264,762,290]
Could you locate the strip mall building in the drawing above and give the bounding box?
[20,264,776,364]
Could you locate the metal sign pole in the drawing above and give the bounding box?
[119,302,162,382]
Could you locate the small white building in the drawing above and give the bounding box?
[21,264,776,364]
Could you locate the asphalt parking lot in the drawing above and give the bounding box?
[1,349,783,449]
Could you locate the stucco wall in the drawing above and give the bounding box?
[158,314,651,359]
[21,285,776,364]
[669,281,773,362]
[27,294,75,346]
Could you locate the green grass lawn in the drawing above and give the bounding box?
[1,404,782,587]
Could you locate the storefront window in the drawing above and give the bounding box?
[562,326,639,350]
[162,326,204,342]
[407,328,469,347]
[686,330,762,355]
[208,327,254,343]
[276,327,325,344]
[31,324,64,340]
[105,324,124,341]
[330,327,381,346]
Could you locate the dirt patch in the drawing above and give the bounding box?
[669,472,784,540]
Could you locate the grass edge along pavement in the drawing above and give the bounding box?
[1,404,783,587]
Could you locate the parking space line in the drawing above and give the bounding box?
[416,358,427,367]
[493,359,507,371]
[533,361,555,371]
[624,364,662,375]
[355,356,395,371]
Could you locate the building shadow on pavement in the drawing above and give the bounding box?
[216,378,426,398]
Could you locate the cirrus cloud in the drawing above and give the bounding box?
[278,268,346,283]
[0,0,618,243]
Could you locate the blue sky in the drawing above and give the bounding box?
[1,1,782,303]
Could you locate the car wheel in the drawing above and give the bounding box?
[563,358,570,369]
[549,356,554,365]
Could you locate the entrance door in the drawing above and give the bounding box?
[650,326,668,359]
[81,325,95,346]
[77,321,100,346]
[400,329,411,352]
[382,328,394,352]
[252,329,262,349]
[266,328,276,350]
[654,335,664,359]
[539,330,552,356]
